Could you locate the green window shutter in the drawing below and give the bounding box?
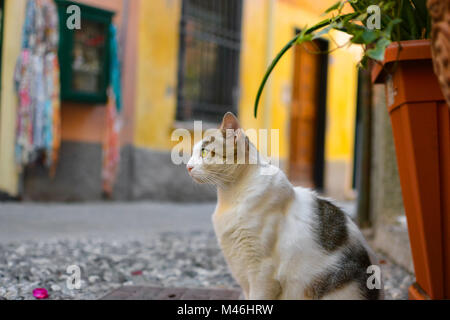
[56,0,114,104]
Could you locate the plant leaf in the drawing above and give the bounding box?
[410,0,429,38]
[351,28,378,44]
[384,18,403,39]
[312,26,333,40]
[410,0,428,21]
[355,13,368,22]
[402,1,419,39]
[366,38,391,61]
[358,55,369,69]
[324,1,343,13]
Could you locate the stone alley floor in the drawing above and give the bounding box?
[0,201,414,300]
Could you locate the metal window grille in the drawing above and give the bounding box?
[176,0,243,123]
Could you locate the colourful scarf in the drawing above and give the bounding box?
[102,24,122,196]
[15,0,60,174]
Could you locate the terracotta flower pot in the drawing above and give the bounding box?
[372,39,450,300]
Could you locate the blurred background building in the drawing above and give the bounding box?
[0,0,412,278]
[0,0,396,216]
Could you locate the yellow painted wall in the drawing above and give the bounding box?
[134,0,181,150]
[238,0,361,162]
[239,0,361,199]
[239,0,329,160]
[133,0,360,169]
[133,0,360,158]
[0,0,27,196]
[325,31,361,161]
[0,0,360,198]
[238,0,268,133]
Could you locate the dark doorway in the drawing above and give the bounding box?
[289,34,328,190]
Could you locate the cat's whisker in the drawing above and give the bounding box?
[207,171,235,184]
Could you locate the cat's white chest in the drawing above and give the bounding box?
[212,209,266,295]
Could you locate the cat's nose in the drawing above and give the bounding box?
[187,165,193,173]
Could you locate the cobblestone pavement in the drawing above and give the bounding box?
[0,232,414,300]
[0,202,413,300]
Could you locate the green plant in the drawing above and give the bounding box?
[254,0,431,117]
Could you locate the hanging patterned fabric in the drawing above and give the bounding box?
[102,24,122,196]
[15,0,61,174]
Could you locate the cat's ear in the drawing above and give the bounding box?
[235,128,247,143]
[235,129,249,151]
[220,112,240,131]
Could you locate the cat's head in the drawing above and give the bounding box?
[186,112,254,186]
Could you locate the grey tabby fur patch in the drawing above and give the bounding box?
[304,243,380,300]
[313,197,348,252]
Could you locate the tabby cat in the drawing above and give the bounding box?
[186,112,383,300]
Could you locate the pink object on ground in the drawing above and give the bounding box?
[33,288,49,299]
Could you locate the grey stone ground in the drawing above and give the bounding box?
[0,201,413,300]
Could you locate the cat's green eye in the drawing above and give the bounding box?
[201,148,208,158]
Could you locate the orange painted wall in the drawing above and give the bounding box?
[60,0,139,145]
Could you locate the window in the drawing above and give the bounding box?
[71,19,107,94]
[176,0,243,123]
[56,0,114,104]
